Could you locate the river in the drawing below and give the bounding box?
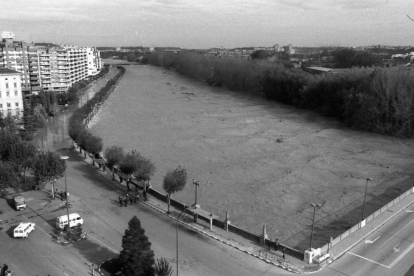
[36,60,414,250]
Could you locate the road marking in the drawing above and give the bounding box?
[389,242,414,268]
[365,236,380,244]
[406,210,414,213]
[393,243,400,253]
[347,252,390,268]
[377,217,414,250]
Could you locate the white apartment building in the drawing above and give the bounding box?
[0,32,103,94]
[87,47,102,76]
[63,45,88,85]
[0,68,23,117]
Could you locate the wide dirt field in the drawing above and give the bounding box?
[91,61,414,250]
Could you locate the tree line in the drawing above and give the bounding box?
[0,126,66,194]
[143,51,414,137]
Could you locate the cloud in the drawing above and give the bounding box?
[277,0,389,11]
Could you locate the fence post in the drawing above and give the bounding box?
[260,225,268,245]
[328,237,333,253]
[224,211,230,231]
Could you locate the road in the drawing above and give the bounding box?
[315,204,414,276]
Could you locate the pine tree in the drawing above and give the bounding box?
[119,216,155,276]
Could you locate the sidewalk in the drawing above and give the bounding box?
[328,190,414,260]
[74,145,321,274]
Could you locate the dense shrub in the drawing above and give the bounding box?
[145,51,414,137]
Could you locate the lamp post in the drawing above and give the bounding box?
[176,205,188,276]
[310,203,321,250]
[192,179,200,208]
[362,177,373,221]
[60,156,70,239]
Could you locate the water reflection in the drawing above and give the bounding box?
[33,68,119,152]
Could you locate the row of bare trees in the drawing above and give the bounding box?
[145,51,414,137]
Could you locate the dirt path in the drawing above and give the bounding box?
[91,63,414,250]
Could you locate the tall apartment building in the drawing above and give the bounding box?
[0,31,33,94]
[87,47,102,76]
[0,68,23,117]
[0,31,103,94]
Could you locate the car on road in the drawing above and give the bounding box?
[13,222,35,238]
[13,194,26,211]
[56,213,84,230]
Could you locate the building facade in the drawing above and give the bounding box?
[0,68,23,117]
[0,32,103,94]
[87,47,102,76]
[0,32,32,94]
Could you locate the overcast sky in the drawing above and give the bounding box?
[1,0,413,48]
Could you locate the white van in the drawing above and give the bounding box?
[56,213,84,229]
[14,222,35,238]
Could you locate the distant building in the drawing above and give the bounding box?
[304,66,337,74]
[283,44,295,55]
[0,31,102,94]
[0,68,23,117]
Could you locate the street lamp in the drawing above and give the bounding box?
[310,203,321,250]
[176,205,188,276]
[362,177,373,221]
[60,155,71,239]
[192,179,200,208]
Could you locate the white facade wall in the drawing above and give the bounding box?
[86,47,102,76]
[0,70,23,117]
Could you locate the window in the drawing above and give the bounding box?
[0,104,2,108]
[0,92,1,98]
[14,91,17,96]
[6,92,9,97]
[15,103,19,107]
[14,83,17,88]
[7,103,11,108]
[5,83,8,89]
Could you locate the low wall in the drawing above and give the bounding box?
[319,187,414,256]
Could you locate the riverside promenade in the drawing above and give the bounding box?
[78,144,414,275]
[74,144,323,274]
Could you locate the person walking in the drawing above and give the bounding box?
[123,195,128,207]
[118,195,123,207]
[282,248,286,259]
[135,192,140,204]
[129,194,133,205]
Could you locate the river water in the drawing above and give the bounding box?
[35,60,414,250]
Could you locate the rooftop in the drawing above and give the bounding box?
[0,68,21,75]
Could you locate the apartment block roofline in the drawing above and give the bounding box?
[0,68,21,75]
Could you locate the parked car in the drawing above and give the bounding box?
[13,195,26,211]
